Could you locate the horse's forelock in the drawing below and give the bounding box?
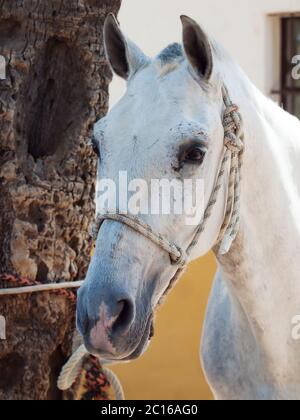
[155,43,185,76]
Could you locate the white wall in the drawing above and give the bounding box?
[109,0,300,106]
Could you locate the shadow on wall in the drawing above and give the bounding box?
[112,253,216,400]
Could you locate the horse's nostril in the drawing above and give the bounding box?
[112,299,134,334]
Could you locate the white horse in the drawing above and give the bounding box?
[77,14,300,400]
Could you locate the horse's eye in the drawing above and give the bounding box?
[91,136,100,159]
[183,146,206,164]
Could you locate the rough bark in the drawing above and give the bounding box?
[0,0,121,400]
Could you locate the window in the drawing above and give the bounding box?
[281,17,300,119]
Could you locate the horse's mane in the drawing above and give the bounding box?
[155,38,300,135]
[212,40,300,132]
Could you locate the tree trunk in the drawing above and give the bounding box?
[0,0,121,400]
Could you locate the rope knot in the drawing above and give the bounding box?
[170,246,187,268]
[224,133,244,153]
[223,101,244,154]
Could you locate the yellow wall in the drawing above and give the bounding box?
[111,254,216,400]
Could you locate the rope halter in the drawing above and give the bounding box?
[92,84,244,269]
[91,213,187,267]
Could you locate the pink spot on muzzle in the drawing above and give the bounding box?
[90,303,117,354]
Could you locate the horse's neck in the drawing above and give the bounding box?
[217,71,300,383]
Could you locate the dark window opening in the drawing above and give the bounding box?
[281,17,300,119]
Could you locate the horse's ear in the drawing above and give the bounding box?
[104,14,149,80]
[180,15,213,81]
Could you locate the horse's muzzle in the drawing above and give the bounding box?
[77,284,153,360]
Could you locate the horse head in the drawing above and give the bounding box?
[77,15,235,361]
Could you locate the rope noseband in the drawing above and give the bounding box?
[92,213,187,267]
[92,84,244,267]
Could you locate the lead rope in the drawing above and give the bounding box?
[215,86,244,254]
[57,344,125,400]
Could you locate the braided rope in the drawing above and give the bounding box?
[80,355,111,400]
[215,87,244,254]
[102,367,125,401]
[57,344,87,391]
[57,344,125,400]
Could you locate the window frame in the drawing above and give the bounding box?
[280,16,300,116]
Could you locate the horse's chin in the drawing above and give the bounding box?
[89,314,154,363]
[120,315,154,362]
